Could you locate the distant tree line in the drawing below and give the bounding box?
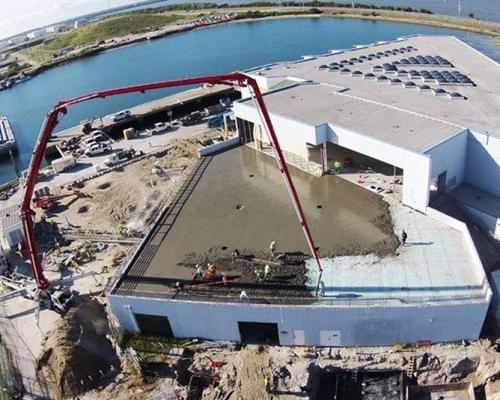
[131,2,433,15]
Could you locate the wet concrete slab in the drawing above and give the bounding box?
[117,145,398,296]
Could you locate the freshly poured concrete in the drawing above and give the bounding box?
[117,146,397,296]
[308,203,485,303]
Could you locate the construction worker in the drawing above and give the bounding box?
[264,264,271,280]
[174,281,184,293]
[254,269,263,282]
[239,290,249,302]
[401,229,408,246]
[204,263,217,281]
[192,264,203,282]
[269,240,277,258]
[333,160,342,173]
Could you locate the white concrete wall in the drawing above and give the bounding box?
[233,101,320,160]
[425,130,468,191]
[327,124,431,212]
[465,131,500,198]
[461,205,500,240]
[109,294,489,346]
[0,223,23,250]
[240,74,271,98]
[198,136,239,156]
[490,271,500,334]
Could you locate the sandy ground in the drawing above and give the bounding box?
[50,158,189,234]
[78,338,500,400]
[0,125,224,398]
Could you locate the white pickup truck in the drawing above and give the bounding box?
[149,122,172,135]
[112,110,131,122]
[84,142,111,156]
[104,148,139,166]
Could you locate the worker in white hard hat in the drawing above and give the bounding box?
[269,240,277,258]
[264,264,271,281]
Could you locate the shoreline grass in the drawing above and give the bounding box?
[19,5,500,70]
[24,13,184,64]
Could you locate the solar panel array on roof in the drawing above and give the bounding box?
[394,55,452,67]
[316,46,468,99]
[353,45,418,62]
[420,70,474,86]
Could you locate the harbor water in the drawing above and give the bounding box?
[0,17,498,184]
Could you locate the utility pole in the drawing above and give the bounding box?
[458,0,462,17]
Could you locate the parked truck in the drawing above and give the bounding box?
[52,155,77,173]
[104,148,140,166]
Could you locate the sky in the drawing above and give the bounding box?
[0,0,147,40]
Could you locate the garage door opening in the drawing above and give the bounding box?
[238,322,280,345]
[310,142,404,201]
[135,313,173,337]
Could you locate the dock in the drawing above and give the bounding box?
[0,116,16,156]
[50,84,236,144]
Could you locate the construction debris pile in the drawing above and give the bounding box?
[42,240,107,272]
[37,300,121,400]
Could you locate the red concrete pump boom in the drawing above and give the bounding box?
[20,72,323,290]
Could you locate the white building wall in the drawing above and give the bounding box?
[425,130,468,191]
[327,124,430,212]
[0,223,23,250]
[462,205,500,239]
[233,101,319,160]
[490,271,500,335]
[109,294,489,346]
[465,131,500,198]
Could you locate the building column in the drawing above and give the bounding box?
[321,142,329,174]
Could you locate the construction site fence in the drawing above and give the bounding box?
[110,287,489,307]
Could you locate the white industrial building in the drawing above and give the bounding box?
[0,203,23,250]
[108,35,498,346]
[235,35,500,220]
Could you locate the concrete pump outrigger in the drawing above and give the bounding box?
[20,72,323,300]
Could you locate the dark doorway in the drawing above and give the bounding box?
[238,322,280,345]
[135,313,173,337]
[236,118,254,144]
[437,171,447,193]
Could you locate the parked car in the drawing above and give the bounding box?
[81,137,97,148]
[89,130,108,142]
[149,122,172,135]
[112,110,131,122]
[180,111,203,126]
[84,142,111,156]
[104,148,138,166]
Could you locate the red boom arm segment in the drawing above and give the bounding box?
[21,72,322,290]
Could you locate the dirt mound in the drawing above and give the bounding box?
[162,137,200,169]
[37,300,120,399]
